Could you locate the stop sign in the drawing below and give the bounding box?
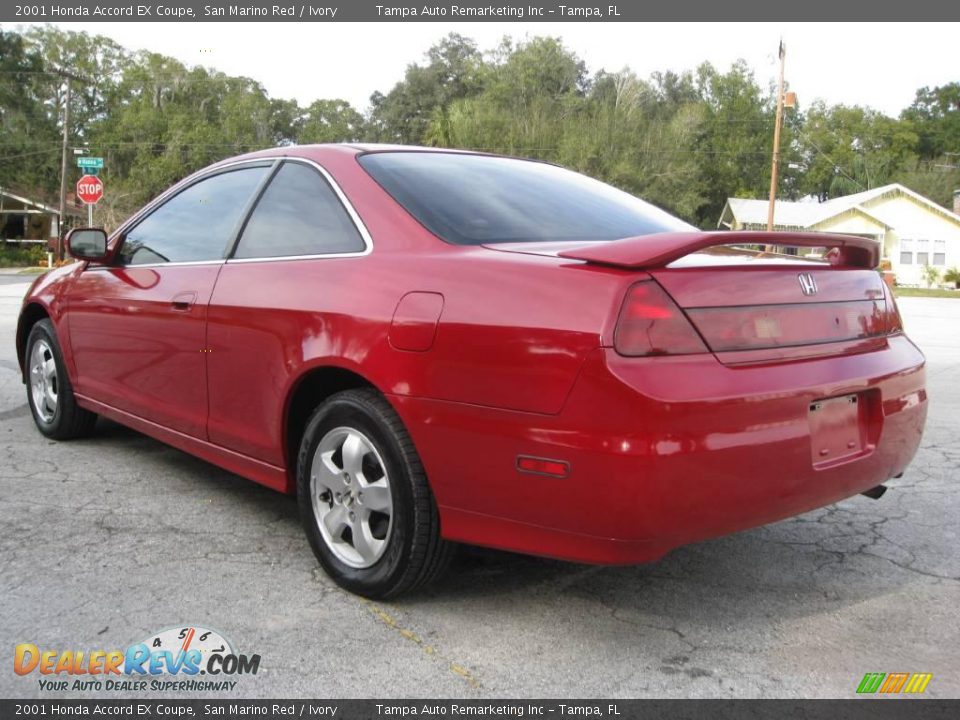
[76,175,104,205]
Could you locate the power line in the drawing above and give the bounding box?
[0,148,62,163]
[786,117,865,191]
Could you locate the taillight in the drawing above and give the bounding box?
[883,285,903,334]
[614,281,708,356]
[687,300,888,351]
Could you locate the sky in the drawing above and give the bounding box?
[20,22,959,116]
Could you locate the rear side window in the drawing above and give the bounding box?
[119,166,268,265]
[233,162,365,259]
[358,152,693,245]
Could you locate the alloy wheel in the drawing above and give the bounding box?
[310,426,394,568]
[29,338,58,423]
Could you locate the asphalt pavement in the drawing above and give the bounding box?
[0,276,957,698]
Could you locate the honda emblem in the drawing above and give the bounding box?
[798,272,818,296]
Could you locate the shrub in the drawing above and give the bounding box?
[921,264,941,288]
[945,267,960,288]
[0,243,48,267]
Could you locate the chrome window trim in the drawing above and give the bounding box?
[107,155,373,268]
[84,260,226,271]
[226,251,369,264]
[111,158,276,241]
[226,157,373,263]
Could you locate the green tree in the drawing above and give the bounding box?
[440,37,588,157]
[902,82,960,159]
[21,25,130,145]
[0,28,60,194]
[693,61,779,222]
[559,68,707,220]
[896,161,960,210]
[795,102,918,199]
[96,52,279,203]
[367,33,483,144]
[296,99,365,144]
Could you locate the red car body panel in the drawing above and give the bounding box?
[16,144,927,565]
[68,265,218,437]
[392,337,924,564]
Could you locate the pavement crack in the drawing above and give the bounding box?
[359,599,481,690]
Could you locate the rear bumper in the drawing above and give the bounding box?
[392,335,927,564]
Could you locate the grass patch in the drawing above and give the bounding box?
[894,287,960,299]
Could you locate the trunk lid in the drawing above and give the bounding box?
[488,231,893,364]
[651,265,889,363]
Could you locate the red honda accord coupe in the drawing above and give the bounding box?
[17,145,927,598]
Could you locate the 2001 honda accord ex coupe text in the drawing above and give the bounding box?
[17,146,927,598]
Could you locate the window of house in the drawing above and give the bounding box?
[898,238,912,264]
[933,240,946,265]
[917,252,929,265]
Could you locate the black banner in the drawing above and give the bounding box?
[3,0,958,22]
[2,700,959,720]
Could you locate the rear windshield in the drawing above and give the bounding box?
[358,151,694,245]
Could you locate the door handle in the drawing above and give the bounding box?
[171,291,197,311]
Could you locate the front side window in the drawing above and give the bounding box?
[900,252,912,265]
[917,252,929,265]
[119,166,268,265]
[358,151,694,246]
[933,253,946,265]
[233,162,365,259]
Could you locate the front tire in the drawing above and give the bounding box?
[25,319,97,439]
[297,389,452,598]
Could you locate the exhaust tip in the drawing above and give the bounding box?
[862,484,888,500]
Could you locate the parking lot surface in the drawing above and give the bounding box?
[1,276,957,698]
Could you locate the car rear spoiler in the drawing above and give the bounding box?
[556,231,880,270]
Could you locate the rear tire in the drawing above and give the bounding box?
[25,319,97,440]
[297,388,453,598]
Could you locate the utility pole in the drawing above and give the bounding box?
[57,76,72,262]
[54,68,92,262]
[766,40,787,232]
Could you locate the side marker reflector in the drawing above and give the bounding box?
[516,455,570,478]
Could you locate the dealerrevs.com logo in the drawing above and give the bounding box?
[14,626,261,693]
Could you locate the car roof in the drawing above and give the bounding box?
[342,143,480,154]
[217,142,480,163]
[203,143,556,185]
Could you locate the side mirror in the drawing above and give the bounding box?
[66,228,109,263]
